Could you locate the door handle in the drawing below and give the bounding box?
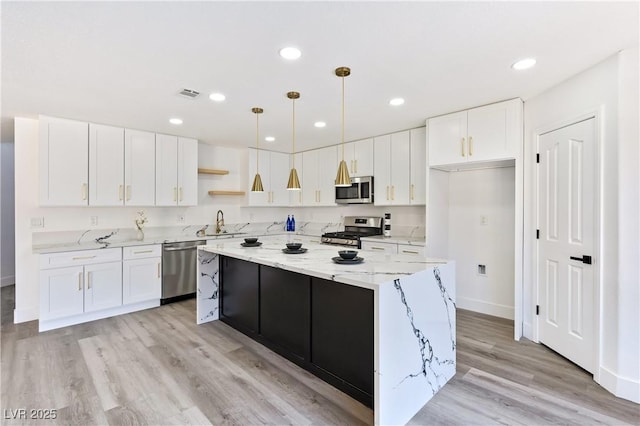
[355,159,358,173]
[164,246,198,252]
[461,137,466,157]
[87,271,92,289]
[179,187,183,202]
[411,184,415,200]
[78,272,82,291]
[119,185,124,201]
[570,255,592,265]
[391,185,395,200]
[126,185,132,201]
[173,187,177,202]
[469,136,474,156]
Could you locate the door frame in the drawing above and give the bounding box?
[531,108,603,379]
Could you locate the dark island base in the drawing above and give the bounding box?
[219,256,374,408]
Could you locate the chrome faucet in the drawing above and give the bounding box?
[215,210,225,234]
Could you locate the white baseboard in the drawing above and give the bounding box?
[457,296,514,320]
[1,275,15,287]
[13,306,39,323]
[598,365,640,404]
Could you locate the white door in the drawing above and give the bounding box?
[123,258,161,304]
[467,99,521,162]
[84,261,123,313]
[317,146,338,206]
[538,118,595,373]
[89,123,124,206]
[352,138,374,176]
[270,151,291,206]
[125,129,156,206]
[427,110,467,166]
[390,131,411,205]
[410,127,426,205]
[40,266,84,320]
[178,137,198,206]
[374,134,392,206]
[155,134,178,206]
[302,150,319,205]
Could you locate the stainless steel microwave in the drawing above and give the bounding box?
[335,176,374,204]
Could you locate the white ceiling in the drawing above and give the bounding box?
[2,1,638,153]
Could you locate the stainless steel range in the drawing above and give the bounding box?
[321,216,383,248]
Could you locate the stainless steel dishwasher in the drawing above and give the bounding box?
[161,240,205,304]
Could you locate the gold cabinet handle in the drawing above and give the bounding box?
[78,272,82,291]
[179,187,183,202]
[386,186,389,200]
[391,185,395,200]
[133,250,153,254]
[126,185,132,201]
[355,159,358,173]
[173,187,177,202]
[72,255,96,260]
[469,136,473,156]
[119,185,123,201]
[318,190,321,203]
[411,184,415,200]
[461,137,466,157]
[371,246,385,251]
[87,271,92,289]
[157,262,161,278]
[82,183,88,200]
[350,160,354,173]
[402,249,419,254]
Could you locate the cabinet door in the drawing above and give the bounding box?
[427,110,467,166]
[260,266,310,361]
[352,138,374,176]
[317,145,338,206]
[123,257,161,304]
[390,131,411,205]
[125,129,156,206]
[342,142,357,175]
[89,124,124,206]
[361,240,398,254]
[302,150,319,205]
[289,153,304,206]
[178,137,198,206]
[84,261,122,313]
[373,134,391,206]
[221,256,259,334]
[270,151,291,206]
[39,116,89,206]
[409,127,427,205]
[467,99,521,162]
[155,134,178,206]
[40,266,84,320]
[311,278,374,399]
[248,148,269,206]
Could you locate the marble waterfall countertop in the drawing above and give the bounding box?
[200,236,444,290]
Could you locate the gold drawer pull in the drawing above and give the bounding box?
[461,137,466,156]
[119,185,124,201]
[173,187,177,202]
[402,249,419,254]
[72,255,96,260]
[179,187,183,201]
[391,186,395,200]
[126,185,132,201]
[133,250,153,254]
[82,183,88,200]
[469,136,474,156]
[371,247,385,251]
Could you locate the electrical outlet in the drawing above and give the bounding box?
[30,217,44,228]
[477,264,487,276]
[177,214,185,223]
[480,215,488,226]
[90,216,98,226]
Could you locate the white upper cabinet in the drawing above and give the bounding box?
[124,129,156,206]
[428,98,523,167]
[374,131,411,206]
[89,123,125,206]
[247,149,291,206]
[343,138,374,177]
[39,116,89,206]
[156,135,198,206]
[409,127,427,205]
[302,146,338,206]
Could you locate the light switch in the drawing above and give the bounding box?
[480,215,488,226]
[90,216,98,226]
[30,217,44,228]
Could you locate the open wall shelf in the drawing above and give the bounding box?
[199,168,229,175]
[208,190,245,196]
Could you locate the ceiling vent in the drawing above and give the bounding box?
[178,88,200,99]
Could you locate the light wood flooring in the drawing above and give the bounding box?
[1,285,638,425]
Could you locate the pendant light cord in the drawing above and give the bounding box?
[341,75,345,161]
[292,97,296,167]
[256,112,259,170]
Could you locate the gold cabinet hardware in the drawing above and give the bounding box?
[119,185,124,201]
[386,186,390,200]
[126,185,132,201]
[350,160,354,173]
[78,273,82,291]
[318,190,321,203]
[402,249,419,254]
[411,184,415,200]
[355,159,358,173]
[173,187,177,202]
[371,246,385,251]
[179,187,183,201]
[72,255,96,260]
[82,183,88,200]
[157,263,161,278]
[461,137,466,157]
[469,136,474,156]
[133,250,153,254]
[87,271,92,289]
[391,185,395,200]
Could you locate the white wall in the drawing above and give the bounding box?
[448,167,515,319]
[523,48,639,403]
[13,117,427,323]
[1,141,16,287]
[425,169,449,258]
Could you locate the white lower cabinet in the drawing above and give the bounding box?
[39,245,161,331]
[122,245,162,304]
[361,240,398,254]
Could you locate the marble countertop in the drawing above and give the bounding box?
[360,235,426,246]
[200,236,446,290]
[32,232,246,254]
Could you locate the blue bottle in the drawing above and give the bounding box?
[291,215,296,232]
[286,215,292,232]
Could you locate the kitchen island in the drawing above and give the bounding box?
[196,237,456,425]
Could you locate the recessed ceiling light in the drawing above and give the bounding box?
[265,136,275,142]
[169,118,183,125]
[512,58,536,70]
[314,121,326,128]
[389,98,405,106]
[209,93,226,102]
[279,47,302,60]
